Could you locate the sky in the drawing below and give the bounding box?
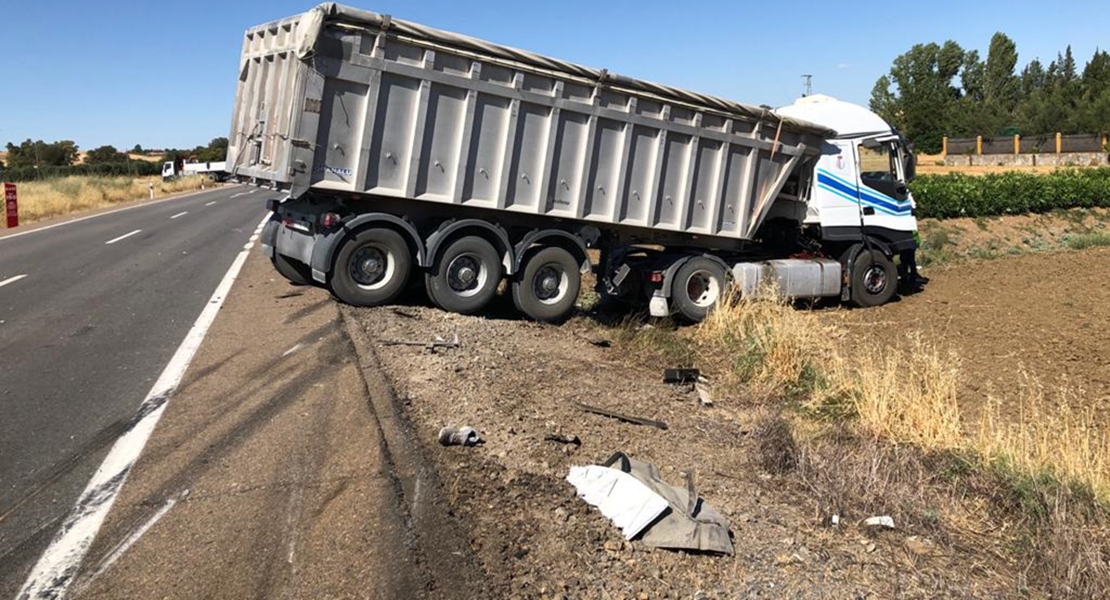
[1,0,1107,151]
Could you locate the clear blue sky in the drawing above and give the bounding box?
[2,1,1106,151]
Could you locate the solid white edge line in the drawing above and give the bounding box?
[205,201,217,206]
[0,274,29,288]
[0,185,247,243]
[169,212,188,220]
[104,230,142,245]
[17,212,270,600]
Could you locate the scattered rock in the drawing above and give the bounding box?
[861,515,895,529]
[904,535,938,557]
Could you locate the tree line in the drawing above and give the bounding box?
[1,137,229,181]
[870,33,1110,153]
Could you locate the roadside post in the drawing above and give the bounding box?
[149,182,154,199]
[4,183,17,228]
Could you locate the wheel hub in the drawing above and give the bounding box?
[447,254,484,293]
[534,266,565,302]
[863,265,887,294]
[352,246,388,286]
[686,271,720,308]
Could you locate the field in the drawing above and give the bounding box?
[915,153,1068,176]
[4,175,213,225]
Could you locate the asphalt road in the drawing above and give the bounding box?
[0,185,268,594]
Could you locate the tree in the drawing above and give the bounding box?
[874,41,965,153]
[131,144,144,154]
[85,145,127,165]
[194,137,228,163]
[4,139,79,168]
[983,33,1020,113]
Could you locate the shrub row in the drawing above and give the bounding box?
[910,168,1110,219]
[0,160,162,182]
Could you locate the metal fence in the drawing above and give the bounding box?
[943,133,1108,156]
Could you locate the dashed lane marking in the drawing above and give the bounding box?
[0,274,29,288]
[104,230,142,245]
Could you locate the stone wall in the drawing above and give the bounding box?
[943,152,1108,168]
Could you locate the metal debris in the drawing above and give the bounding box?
[381,332,460,350]
[573,401,668,430]
[544,433,582,446]
[662,368,700,384]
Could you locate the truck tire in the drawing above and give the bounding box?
[425,236,502,314]
[331,228,412,307]
[512,246,580,323]
[847,249,897,308]
[671,257,727,323]
[272,254,313,286]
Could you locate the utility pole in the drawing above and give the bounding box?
[801,74,813,97]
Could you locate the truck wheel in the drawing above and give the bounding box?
[672,257,727,323]
[272,254,313,286]
[331,228,412,306]
[425,236,503,314]
[512,246,581,323]
[848,250,897,308]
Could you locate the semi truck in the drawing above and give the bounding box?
[229,3,919,323]
[162,159,228,181]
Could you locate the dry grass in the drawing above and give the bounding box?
[695,289,831,401]
[976,376,1110,500]
[686,293,1110,596]
[693,292,1110,501]
[7,175,211,225]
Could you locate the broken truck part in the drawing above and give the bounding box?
[567,453,733,555]
[234,3,921,323]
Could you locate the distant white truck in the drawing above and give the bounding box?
[162,160,228,181]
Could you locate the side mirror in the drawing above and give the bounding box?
[903,153,916,182]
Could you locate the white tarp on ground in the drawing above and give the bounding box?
[566,465,669,540]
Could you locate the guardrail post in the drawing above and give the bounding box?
[941,136,948,159]
[976,135,983,156]
[1056,132,1062,154]
[1014,134,1020,156]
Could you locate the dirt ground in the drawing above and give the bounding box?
[826,246,1110,425]
[345,291,1023,598]
[916,208,1110,265]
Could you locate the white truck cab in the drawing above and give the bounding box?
[776,94,918,257]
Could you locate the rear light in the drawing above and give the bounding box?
[321,212,343,229]
[650,271,663,283]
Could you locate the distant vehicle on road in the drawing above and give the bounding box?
[162,159,228,182]
[229,4,920,323]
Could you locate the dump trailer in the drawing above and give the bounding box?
[231,3,920,322]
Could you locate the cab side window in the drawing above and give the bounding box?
[858,144,907,200]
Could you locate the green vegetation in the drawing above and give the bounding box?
[1064,232,1110,249]
[871,33,1110,153]
[1,161,161,182]
[911,168,1110,218]
[1,137,229,182]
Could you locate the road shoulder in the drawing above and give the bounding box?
[73,252,475,598]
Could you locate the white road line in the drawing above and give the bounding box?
[169,211,188,220]
[205,201,217,206]
[18,212,270,600]
[0,186,243,243]
[105,230,142,245]
[281,343,304,357]
[0,274,29,289]
[73,490,188,595]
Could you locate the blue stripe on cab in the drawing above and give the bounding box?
[816,170,911,215]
